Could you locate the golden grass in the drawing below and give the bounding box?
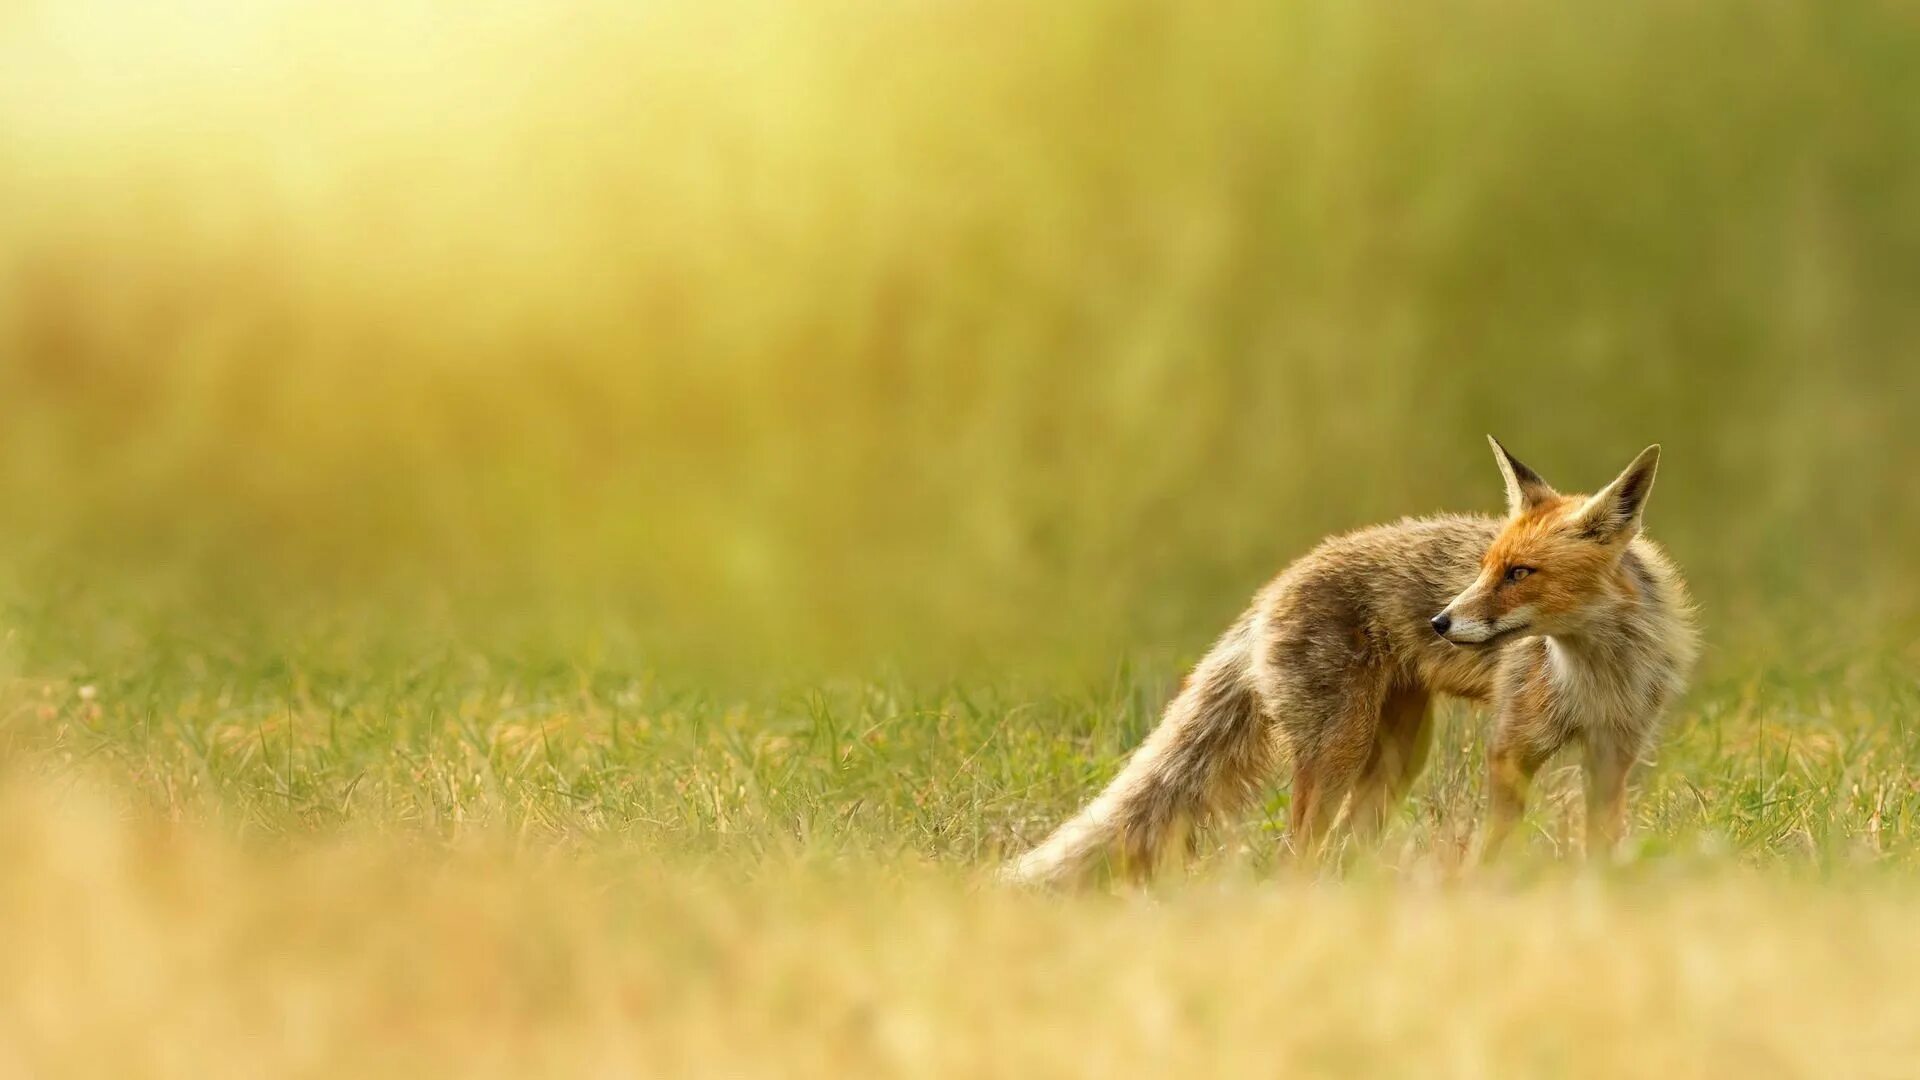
[1,774,1914,1079]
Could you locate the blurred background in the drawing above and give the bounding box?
[1,0,1915,685]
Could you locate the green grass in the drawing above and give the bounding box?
[11,629,1918,874]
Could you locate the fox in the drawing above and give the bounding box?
[1004,437,1698,885]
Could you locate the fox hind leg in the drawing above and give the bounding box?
[1256,595,1392,868]
[1282,688,1387,864]
[1346,687,1434,848]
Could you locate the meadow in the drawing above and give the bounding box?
[2,0,1919,1075]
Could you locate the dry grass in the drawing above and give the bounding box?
[4,775,1918,1079]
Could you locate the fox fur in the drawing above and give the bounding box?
[1004,438,1698,886]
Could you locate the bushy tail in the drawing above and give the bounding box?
[1002,616,1272,887]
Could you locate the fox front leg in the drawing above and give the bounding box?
[1582,734,1639,859]
[1477,723,1561,863]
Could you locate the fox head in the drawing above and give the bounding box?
[1432,437,1662,647]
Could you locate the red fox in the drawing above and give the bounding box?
[1005,438,1698,885]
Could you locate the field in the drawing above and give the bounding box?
[3,0,1920,1076]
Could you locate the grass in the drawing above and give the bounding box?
[5,657,1920,1077]
[9,789,1920,1080]
[10,648,1920,870]
[3,0,1920,1074]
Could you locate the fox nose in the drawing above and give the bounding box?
[1430,613,1452,637]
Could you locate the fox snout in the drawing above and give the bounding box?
[1432,607,1499,645]
[1430,589,1525,646]
[1429,605,1485,645]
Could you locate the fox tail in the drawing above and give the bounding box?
[1001,617,1272,887]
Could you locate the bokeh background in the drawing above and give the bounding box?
[2,0,1916,688]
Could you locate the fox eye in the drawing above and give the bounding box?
[1505,566,1534,583]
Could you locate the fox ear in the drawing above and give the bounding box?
[1573,444,1660,543]
[1487,435,1557,516]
